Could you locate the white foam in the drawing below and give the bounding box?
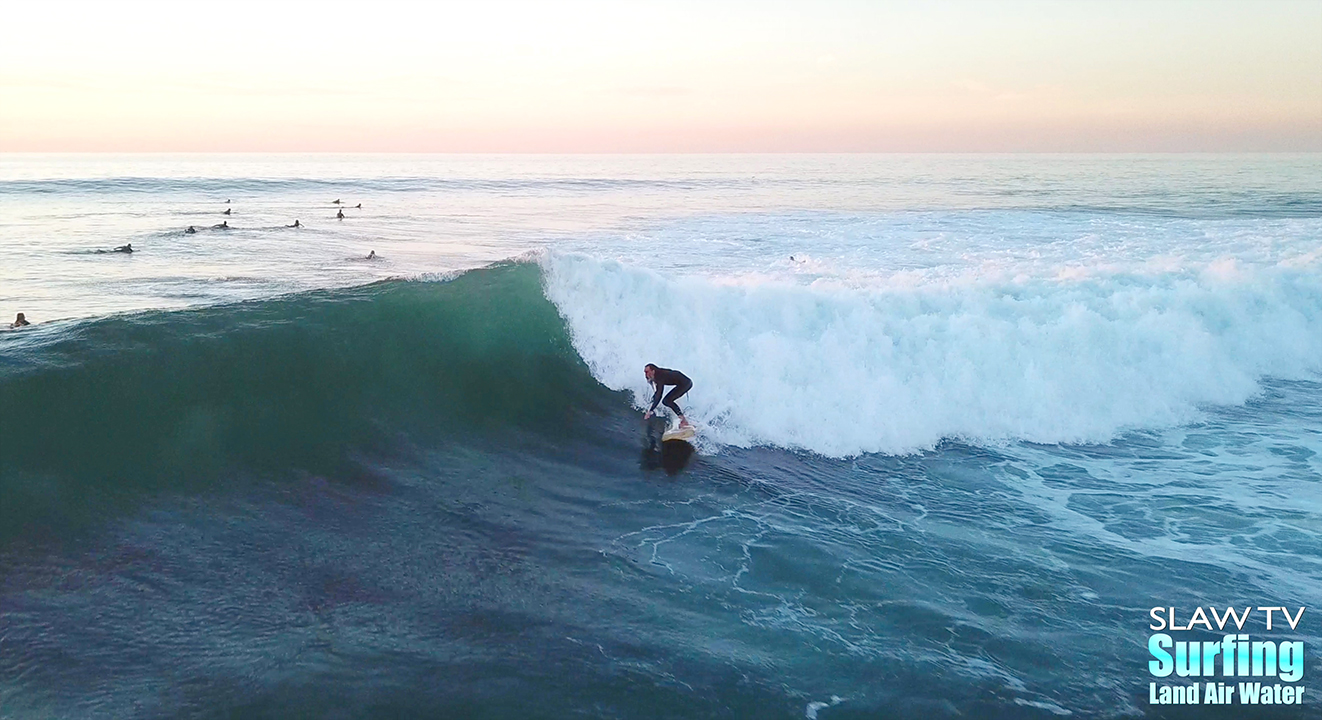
[542,252,1322,457]
[805,695,844,719]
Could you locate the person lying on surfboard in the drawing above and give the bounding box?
[643,364,692,429]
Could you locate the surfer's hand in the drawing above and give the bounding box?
[643,411,652,420]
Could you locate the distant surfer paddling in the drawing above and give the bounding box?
[643,364,692,429]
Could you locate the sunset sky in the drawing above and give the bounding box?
[1,0,1319,152]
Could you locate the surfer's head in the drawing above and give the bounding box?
[644,363,657,382]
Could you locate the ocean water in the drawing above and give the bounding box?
[0,154,1320,719]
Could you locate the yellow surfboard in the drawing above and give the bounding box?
[661,425,696,442]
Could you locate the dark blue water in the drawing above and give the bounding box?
[2,155,1321,719]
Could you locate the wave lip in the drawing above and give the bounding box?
[542,252,1322,457]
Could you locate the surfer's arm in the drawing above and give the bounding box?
[646,383,664,414]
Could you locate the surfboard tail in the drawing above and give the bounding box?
[661,425,696,442]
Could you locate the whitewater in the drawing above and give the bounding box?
[1,154,1319,719]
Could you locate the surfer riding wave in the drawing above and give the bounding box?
[643,364,692,429]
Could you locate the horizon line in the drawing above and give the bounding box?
[3,150,1320,156]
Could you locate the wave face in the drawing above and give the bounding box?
[543,252,1322,456]
[0,262,611,542]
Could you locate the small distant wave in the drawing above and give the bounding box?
[1047,193,1322,219]
[0,175,727,197]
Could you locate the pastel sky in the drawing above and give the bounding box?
[1,0,1319,152]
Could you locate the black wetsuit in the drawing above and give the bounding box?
[648,368,692,418]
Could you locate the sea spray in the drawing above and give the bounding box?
[542,252,1322,457]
